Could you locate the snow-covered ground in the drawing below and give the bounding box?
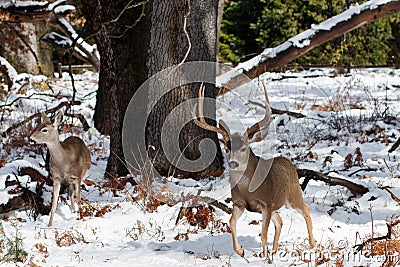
[0,68,399,266]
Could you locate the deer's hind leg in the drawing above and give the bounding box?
[68,182,76,212]
[261,207,272,262]
[271,211,283,253]
[289,191,316,248]
[74,178,82,209]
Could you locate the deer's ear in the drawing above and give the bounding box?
[53,110,63,128]
[247,123,271,144]
[41,112,51,124]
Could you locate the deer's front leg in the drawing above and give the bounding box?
[49,179,61,227]
[68,183,76,212]
[74,178,82,210]
[261,208,272,262]
[230,204,245,257]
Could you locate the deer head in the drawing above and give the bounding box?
[193,83,273,172]
[30,111,63,145]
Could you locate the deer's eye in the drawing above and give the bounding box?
[41,128,48,133]
[240,147,247,152]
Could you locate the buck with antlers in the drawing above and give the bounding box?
[193,84,316,261]
[30,111,91,226]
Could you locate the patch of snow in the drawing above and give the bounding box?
[0,56,18,82]
[48,0,65,10]
[54,4,74,14]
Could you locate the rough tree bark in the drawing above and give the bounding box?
[0,22,53,76]
[81,0,224,178]
[0,1,100,72]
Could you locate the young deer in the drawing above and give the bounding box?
[30,111,91,226]
[193,84,316,261]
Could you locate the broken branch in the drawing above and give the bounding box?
[298,168,369,196]
[388,137,400,153]
[248,100,305,118]
[353,219,400,253]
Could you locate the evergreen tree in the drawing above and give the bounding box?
[220,0,400,66]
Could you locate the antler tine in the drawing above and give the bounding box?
[244,81,272,142]
[192,83,230,144]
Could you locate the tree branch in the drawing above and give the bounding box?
[248,99,305,118]
[298,169,369,196]
[4,101,82,136]
[379,186,400,205]
[1,1,100,70]
[388,137,400,153]
[353,219,400,253]
[216,0,400,96]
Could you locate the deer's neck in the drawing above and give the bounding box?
[230,150,260,189]
[46,140,67,163]
[244,149,259,178]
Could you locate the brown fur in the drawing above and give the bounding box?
[30,112,91,226]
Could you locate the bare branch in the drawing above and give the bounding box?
[353,219,400,253]
[4,101,82,136]
[298,169,369,196]
[388,137,400,153]
[379,186,400,205]
[248,100,305,118]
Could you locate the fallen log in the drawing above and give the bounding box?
[298,169,369,196]
[0,173,50,219]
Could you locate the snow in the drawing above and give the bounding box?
[48,0,66,10]
[219,0,397,87]
[0,56,18,83]
[0,1,49,8]
[53,4,74,14]
[58,18,79,40]
[0,68,399,266]
[0,0,12,8]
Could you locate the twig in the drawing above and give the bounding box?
[65,113,90,131]
[4,101,82,135]
[388,137,400,153]
[353,219,400,253]
[348,167,378,177]
[379,186,400,205]
[196,196,231,214]
[164,0,192,76]
[0,93,46,109]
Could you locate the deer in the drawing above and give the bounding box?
[193,84,316,262]
[30,111,91,227]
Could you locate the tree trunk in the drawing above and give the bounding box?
[144,0,223,178]
[81,0,224,178]
[0,22,54,76]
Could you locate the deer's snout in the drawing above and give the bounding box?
[228,161,239,169]
[29,133,39,144]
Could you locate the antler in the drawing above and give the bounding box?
[192,83,231,145]
[243,81,272,143]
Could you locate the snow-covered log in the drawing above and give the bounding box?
[216,0,400,96]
